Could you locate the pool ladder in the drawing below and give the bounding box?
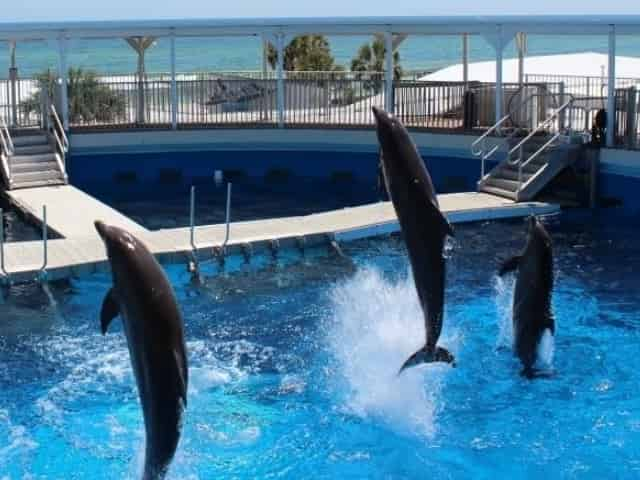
[188,183,232,281]
[0,205,53,298]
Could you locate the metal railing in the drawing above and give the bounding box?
[507,97,575,189]
[525,73,640,98]
[0,77,41,128]
[394,81,466,129]
[471,90,564,179]
[48,104,69,182]
[0,119,14,187]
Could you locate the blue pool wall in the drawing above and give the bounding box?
[68,149,486,196]
[68,129,640,212]
[68,129,489,198]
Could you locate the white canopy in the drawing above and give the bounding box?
[421,52,640,83]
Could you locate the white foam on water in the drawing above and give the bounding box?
[0,409,38,477]
[536,328,555,369]
[326,268,457,438]
[493,275,515,350]
[493,277,555,371]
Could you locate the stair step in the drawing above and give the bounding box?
[10,153,57,164]
[501,161,545,174]
[11,134,48,147]
[11,161,60,174]
[11,170,64,184]
[478,184,518,201]
[494,168,534,182]
[12,144,53,155]
[10,178,67,189]
[484,177,521,192]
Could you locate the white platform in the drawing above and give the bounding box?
[0,192,559,283]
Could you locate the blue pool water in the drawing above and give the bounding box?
[87,179,380,230]
[1,210,640,478]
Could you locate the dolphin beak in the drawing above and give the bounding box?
[371,106,388,126]
[94,220,108,241]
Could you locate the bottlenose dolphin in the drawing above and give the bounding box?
[372,106,455,373]
[498,216,555,378]
[95,221,188,479]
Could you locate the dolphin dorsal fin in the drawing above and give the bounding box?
[100,288,120,334]
[498,256,522,276]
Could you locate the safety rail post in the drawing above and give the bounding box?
[188,185,200,278]
[170,32,178,130]
[558,83,566,132]
[38,205,48,283]
[626,87,637,150]
[223,182,232,247]
[0,208,9,285]
[606,25,616,147]
[276,33,285,128]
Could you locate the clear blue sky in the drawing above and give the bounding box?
[2,0,639,23]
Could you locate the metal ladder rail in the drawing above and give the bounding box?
[506,98,575,190]
[471,91,558,180]
[0,121,14,187]
[48,105,69,182]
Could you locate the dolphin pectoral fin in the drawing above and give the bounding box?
[434,208,454,238]
[498,256,522,276]
[100,288,120,334]
[174,349,188,408]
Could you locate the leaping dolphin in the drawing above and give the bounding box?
[95,221,188,479]
[498,215,555,378]
[372,106,455,373]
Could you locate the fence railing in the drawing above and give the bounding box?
[525,73,640,98]
[2,71,640,150]
[0,78,43,128]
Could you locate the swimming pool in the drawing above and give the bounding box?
[86,178,380,230]
[1,209,639,478]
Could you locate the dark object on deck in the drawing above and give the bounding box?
[463,90,477,130]
[591,108,607,146]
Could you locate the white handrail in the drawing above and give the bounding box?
[0,122,14,156]
[508,98,574,157]
[0,122,14,186]
[49,105,68,152]
[517,132,561,185]
[470,114,510,157]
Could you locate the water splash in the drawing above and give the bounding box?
[493,275,514,349]
[493,276,555,370]
[536,328,555,368]
[326,268,456,438]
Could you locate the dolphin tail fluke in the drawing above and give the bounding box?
[398,345,456,374]
[498,255,522,276]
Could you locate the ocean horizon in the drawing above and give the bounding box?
[1,34,639,77]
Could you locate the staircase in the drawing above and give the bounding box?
[478,135,579,201]
[472,96,581,202]
[6,131,67,189]
[1,106,69,190]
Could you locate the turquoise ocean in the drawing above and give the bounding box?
[0,34,639,77]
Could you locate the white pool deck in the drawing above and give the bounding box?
[0,187,559,284]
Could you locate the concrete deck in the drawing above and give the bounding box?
[0,192,559,284]
[5,185,147,238]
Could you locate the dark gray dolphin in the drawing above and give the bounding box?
[372,106,455,373]
[498,216,555,378]
[95,220,188,479]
